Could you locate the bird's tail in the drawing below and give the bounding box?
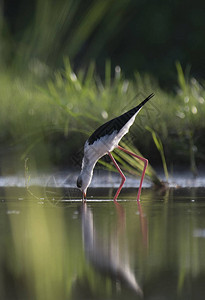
[120,93,155,122]
[134,93,155,111]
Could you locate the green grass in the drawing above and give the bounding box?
[0,60,205,184]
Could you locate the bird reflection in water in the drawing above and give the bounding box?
[81,201,148,297]
[137,200,148,249]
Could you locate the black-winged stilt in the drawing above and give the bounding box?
[77,93,154,202]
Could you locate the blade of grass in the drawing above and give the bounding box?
[176,61,187,93]
[99,141,163,187]
[146,126,169,181]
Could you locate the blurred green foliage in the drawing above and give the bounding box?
[0,59,205,177]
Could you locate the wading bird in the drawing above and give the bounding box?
[77,93,154,202]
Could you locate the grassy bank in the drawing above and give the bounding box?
[0,60,205,183]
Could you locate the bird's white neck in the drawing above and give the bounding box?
[80,159,97,189]
[81,154,97,174]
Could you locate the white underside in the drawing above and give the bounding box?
[84,131,118,163]
[83,111,140,166]
[79,110,142,191]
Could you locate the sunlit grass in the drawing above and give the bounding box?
[0,60,205,182]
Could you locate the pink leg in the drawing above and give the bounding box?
[118,145,148,201]
[108,152,126,202]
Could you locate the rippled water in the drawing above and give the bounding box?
[1,185,205,300]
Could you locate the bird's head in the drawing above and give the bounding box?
[77,171,92,201]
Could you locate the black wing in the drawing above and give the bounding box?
[88,93,154,145]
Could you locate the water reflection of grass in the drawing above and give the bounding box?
[2,190,205,299]
[6,199,84,299]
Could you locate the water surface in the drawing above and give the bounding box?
[1,187,205,299]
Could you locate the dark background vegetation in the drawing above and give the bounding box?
[2,0,205,86]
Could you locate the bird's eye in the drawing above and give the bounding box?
[77,177,82,188]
